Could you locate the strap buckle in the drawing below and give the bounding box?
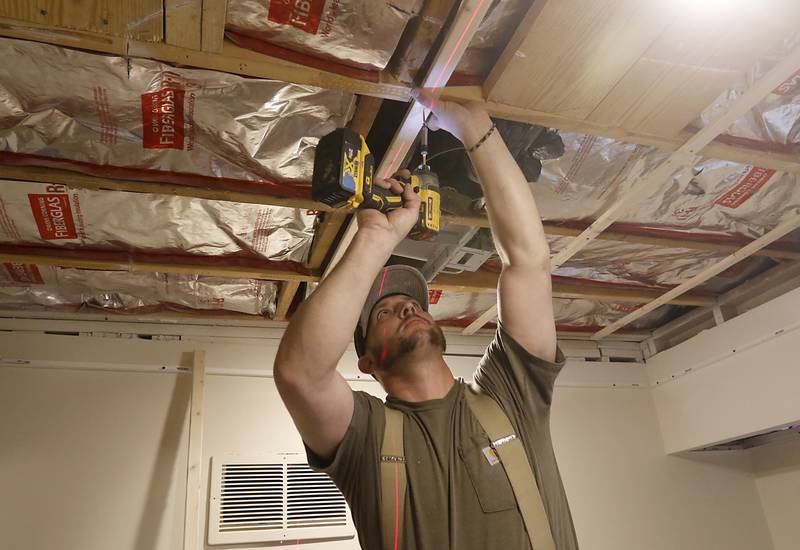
[491,433,517,449]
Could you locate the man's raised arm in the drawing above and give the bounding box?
[274,179,419,460]
[416,92,556,361]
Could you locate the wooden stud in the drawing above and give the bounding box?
[201,0,228,53]
[165,0,202,50]
[387,0,457,84]
[308,211,349,270]
[0,164,332,211]
[592,212,800,339]
[348,95,384,137]
[130,39,412,100]
[430,270,716,306]
[183,349,205,550]
[274,281,300,321]
[0,0,163,41]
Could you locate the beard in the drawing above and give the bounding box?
[374,322,447,374]
[396,323,447,356]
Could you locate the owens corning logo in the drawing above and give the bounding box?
[268,0,326,34]
[714,167,776,209]
[141,88,185,149]
[428,289,443,305]
[28,186,78,240]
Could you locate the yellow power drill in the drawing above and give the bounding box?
[312,127,440,241]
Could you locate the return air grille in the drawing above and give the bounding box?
[208,454,354,545]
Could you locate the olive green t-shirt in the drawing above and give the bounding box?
[307,326,579,549]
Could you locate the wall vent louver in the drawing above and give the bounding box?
[208,454,354,545]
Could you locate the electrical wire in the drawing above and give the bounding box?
[425,146,466,162]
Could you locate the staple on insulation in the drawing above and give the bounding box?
[0,263,277,317]
[225,0,424,71]
[0,38,354,196]
[0,181,315,264]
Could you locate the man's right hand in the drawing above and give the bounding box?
[356,169,421,246]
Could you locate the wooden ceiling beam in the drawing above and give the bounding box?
[431,270,717,307]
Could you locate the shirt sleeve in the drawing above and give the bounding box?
[473,323,566,421]
[304,390,384,503]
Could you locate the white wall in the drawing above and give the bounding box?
[0,327,780,550]
[647,287,800,453]
[551,386,772,550]
[749,439,800,550]
[0,365,189,550]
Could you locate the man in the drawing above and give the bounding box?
[274,94,579,549]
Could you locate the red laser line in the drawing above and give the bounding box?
[384,139,408,178]
[430,0,488,91]
[379,326,389,366]
[377,267,389,297]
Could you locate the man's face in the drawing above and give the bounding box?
[363,294,446,371]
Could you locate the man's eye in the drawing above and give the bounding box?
[377,310,388,320]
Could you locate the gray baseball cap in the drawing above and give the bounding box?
[354,265,429,357]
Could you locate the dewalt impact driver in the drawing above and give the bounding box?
[312,127,440,241]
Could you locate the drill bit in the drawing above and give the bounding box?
[420,120,429,169]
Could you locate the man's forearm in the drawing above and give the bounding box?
[275,229,394,381]
[466,118,550,269]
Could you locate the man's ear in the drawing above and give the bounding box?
[357,354,374,375]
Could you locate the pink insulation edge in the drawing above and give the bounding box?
[0,37,354,194]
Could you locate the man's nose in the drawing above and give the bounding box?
[399,301,416,318]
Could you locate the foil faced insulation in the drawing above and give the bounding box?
[693,34,800,152]
[0,181,315,263]
[455,0,530,78]
[462,228,770,291]
[537,132,800,239]
[225,0,423,71]
[428,289,675,330]
[0,263,277,316]
[0,38,354,191]
[550,236,773,291]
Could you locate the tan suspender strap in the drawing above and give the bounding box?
[464,385,557,550]
[380,406,406,550]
